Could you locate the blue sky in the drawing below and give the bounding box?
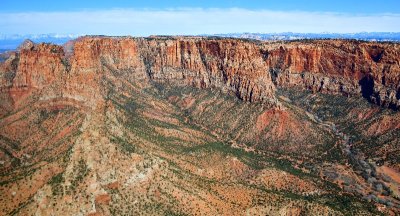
[1,0,399,35]
[2,0,400,14]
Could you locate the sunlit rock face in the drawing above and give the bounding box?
[2,37,399,111]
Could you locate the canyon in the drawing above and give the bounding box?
[0,36,400,215]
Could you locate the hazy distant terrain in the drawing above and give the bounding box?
[211,32,400,42]
[1,32,399,50]
[0,34,80,50]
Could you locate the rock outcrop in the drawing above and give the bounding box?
[1,36,399,110]
[140,38,276,103]
[263,40,400,108]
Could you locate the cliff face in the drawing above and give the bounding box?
[0,42,68,114]
[140,38,276,103]
[9,41,66,89]
[1,37,399,110]
[263,40,400,108]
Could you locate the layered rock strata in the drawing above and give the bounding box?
[263,40,400,108]
[0,37,399,110]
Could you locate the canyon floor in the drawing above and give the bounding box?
[1,81,399,215]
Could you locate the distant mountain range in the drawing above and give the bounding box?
[210,32,400,42]
[0,34,82,50]
[0,32,399,50]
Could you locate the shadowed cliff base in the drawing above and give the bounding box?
[359,75,375,101]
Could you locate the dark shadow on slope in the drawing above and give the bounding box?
[359,76,374,102]
[397,88,400,100]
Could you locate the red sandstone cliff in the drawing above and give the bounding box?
[263,40,400,108]
[140,38,276,103]
[0,37,399,111]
